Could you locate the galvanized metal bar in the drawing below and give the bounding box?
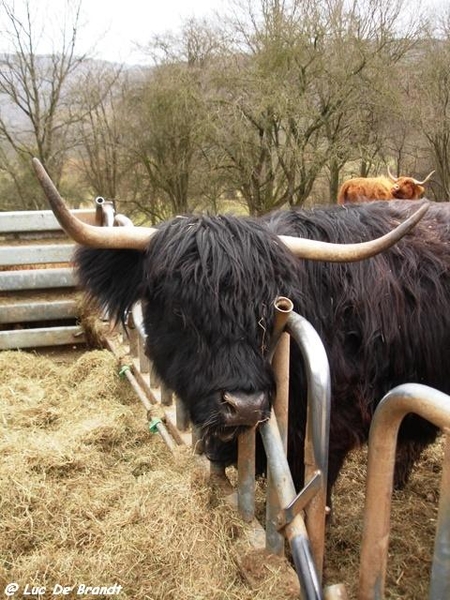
[265,297,293,555]
[161,382,173,406]
[96,197,115,227]
[0,243,74,266]
[358,384,450,600]
[260,411,323,599]
[138,335,150,374]
[260,411,298,516]
[0,299,78,324]
[150,364,161,388]
[267,329,292,556]
[128,324,139,357]
[287,312,330,580]
[114,214,134,227]
[191,425,204,454]
[268,296,294,362]
[175,395,190,431]
[0,209,96,233]
[277,472,322,530]
[237,428,256,522]
[0,267,76,291]
[272,331,290,449]
[265,469,285,556]
[120,365,177,452]
[430,433,450,600]
[0,325,85,350]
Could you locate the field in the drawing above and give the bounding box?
[0,349,443,599]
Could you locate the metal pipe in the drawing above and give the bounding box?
[430,433,450,600]
[113,214,134,227]
[287,312,330,580]
[272,296,293,448]
[265,297,293,554]
[95,196,115,227]
[237,428,256,522]
[95,196,105,225]
[358,384,450,600]
[131,303,146,340]
[260,410,323,599]
[119,364,177,452]
[175,395,190,431]
[138,335,150,374]
[268,296,294,362]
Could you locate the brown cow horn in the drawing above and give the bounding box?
[32,158,158,250]
[279,202,428,261]
[387,165,399,182]
[32,157,428,262]
[412,170,435,186]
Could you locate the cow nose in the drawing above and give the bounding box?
[221,391,268,427]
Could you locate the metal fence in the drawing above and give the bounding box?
[358,384,450,600]
[0,208,97,350]
[3,204,450,599]
[123,293,339,599]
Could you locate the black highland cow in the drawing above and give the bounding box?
[32,160,450,495]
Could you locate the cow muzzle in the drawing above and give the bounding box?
[221,391,269,429]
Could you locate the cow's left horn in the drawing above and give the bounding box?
[32,158,158,250]
[412,170,435,186]
[278,202,429,262]
[387,166,399,182]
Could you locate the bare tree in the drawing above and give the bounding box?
[203,0,425,213]
[0,0,87,209]
[411,9,450,200]
[120,21,222,221]
[72,63,126,200]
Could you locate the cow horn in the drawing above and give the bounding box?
[32,158,158,250]
[278,202,429,262]
[412,170,435,186]
[387,166,399,182]
[33,157,428,262]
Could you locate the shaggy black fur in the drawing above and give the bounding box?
[76,200,450,493]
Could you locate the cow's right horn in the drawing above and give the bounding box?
[33,157,428,262]
[387,166,399,182]
[412,170,435,186]
[32,158,158,250]
[278,202,429,262]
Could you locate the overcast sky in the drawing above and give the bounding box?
[0,0,447,66]
[78,0,226,64]
[0,0,226,65]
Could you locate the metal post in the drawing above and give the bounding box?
[358,384,450,600]
[237,428,256,522]
[287,312,330,580]
[175,395,190,431]
[260,411,323,599]
[430,433,450,600]
[265,297,293,555]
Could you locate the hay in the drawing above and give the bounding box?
[324,441,443,599]
[0,349,444,598]
[0,350,291,600]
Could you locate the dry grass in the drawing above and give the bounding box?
[0,350,294,600]
[324,441,443,599]
[0,349,444,599]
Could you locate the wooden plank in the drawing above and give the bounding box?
[0,243,75,267]
[0,299,79,324]
[0,209,96,233]
[0,267,76,291]
[0,325,85,350]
